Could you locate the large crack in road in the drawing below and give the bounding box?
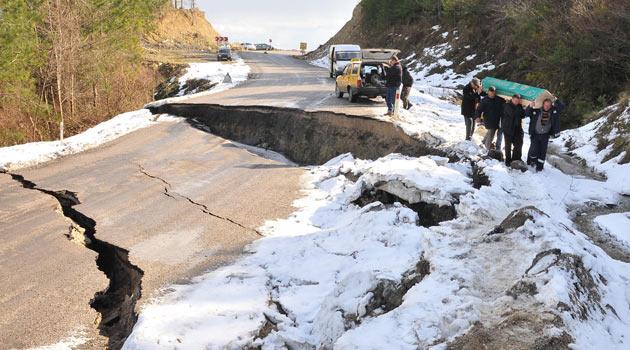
[149,103,451,165]
[2,171,143,350]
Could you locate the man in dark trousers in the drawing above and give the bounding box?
[401,65,414,110]
[526,98,565,171]
[476,86,505,151]
[461,78,483,140]
[385,56,402,116]
[502,94,526,166]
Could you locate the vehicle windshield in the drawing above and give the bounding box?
[335,51,361,61]
[219,49,230,53]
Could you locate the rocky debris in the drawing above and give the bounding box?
[365,259,430,318]
[526,249,604,320]
[507,280,539,299]
[153,63,189,100]
[447,318,573,350]
[179,78,218,96]
[471,161,490,189]
[353,189,457,227]
[341,258,431,331]
[489,206,548,235]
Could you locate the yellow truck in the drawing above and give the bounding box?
[334,49,399,103]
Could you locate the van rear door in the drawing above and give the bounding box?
[362,49,401,63]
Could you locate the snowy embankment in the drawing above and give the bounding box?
[125,93,630,348]
[146,56,250,107]
[0,58,250,172]
[552,102,630,195]
[595,213,630,248]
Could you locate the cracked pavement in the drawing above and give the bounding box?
[0,51,388,349]
[0,120,304,348]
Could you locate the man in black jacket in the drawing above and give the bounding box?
[502,94,526,166]
[461,78,483,140]
[476,86,505,151]
[526,98,565,171]
[385,56,403,116]
[401,65,414,110]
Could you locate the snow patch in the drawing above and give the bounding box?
[146,56,250,108]
[595,212,630,247]
[0,110,179,171]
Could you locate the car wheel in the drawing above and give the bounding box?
[348,88,357,103]
[335,84,344,98]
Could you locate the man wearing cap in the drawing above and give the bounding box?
[384,56,403,116]
[526,98,565,171]
[461,78,484,140]
[502,94,526,166]
[476,86,505,151]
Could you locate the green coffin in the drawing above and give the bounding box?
[482,77,547,101]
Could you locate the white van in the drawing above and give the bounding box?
[328,44,362,78]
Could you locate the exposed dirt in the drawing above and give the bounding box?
[547,144,607,181]
[526,249,604,320]
[148,104,449,165]
[447,319,573,350]
[3,171,143,349]
[570,198,630,263]
[488,206,549,235]
[143,8,220,51]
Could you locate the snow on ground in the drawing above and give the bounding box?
[310,55,330,70]
[0,110,178,171]
[553,102,630,195]
[407,41,495,90]
[1,58,251,171]
[595,212,630,247]
[126,102,630,348]
[146,56,251,108]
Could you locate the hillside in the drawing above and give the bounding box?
[308,0,630,128]
[0,2,223,147]
[144,8,220,51]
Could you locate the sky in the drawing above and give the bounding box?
[198,0,360,50]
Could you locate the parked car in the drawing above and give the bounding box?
[217,47,232,61]
[255,43,274,51]
[335,58,389,103]
[328,44,362,78]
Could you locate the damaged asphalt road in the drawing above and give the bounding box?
[1,51,402,349]
[0,121,305,349]
[3,171,143,350]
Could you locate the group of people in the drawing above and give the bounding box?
[462,78,565,172]
[384,55,415,116]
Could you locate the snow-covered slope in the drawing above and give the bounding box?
[125,93,630,348]
[553,101,630,195]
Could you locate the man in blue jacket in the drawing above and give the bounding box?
[526,98,565,171]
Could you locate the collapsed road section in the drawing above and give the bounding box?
[148,103,449,165]
[2,171,143,350]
